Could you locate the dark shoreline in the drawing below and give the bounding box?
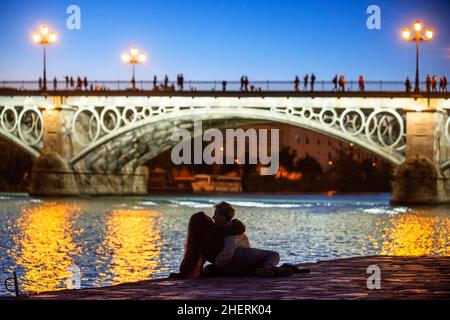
[5,256,449,300]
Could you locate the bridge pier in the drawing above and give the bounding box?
[29,97,148,196]
[391,109,450,205]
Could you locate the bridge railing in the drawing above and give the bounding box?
[0,79,438,93]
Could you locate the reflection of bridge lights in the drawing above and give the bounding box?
[11,202,81,293]
[99,209,162,284]
[373,213,450,256]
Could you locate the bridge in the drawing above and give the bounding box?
[0,80,449,204]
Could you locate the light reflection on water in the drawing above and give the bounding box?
[0,194,449,296]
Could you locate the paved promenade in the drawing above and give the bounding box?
[25,256,450,300]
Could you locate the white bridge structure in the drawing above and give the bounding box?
[1,90,449,204]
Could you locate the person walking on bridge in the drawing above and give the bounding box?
[83,77,88,91]
[426,74,431,92]
[53,77,57,91]
[359,75,365,92]
[431,75,437,92]
[338,75,346,92]
[65,76,69,89]
[443,76,448,92]
[303,74,309,90]
[294,76,300,93]
[310,73,316,92]
[70,76,74,90]
[332,75,338,91]
[405,77,412,92]
[164,75,169,89]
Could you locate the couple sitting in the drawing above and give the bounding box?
[173,201,308,279]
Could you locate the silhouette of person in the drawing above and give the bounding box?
[83,77,88,91]
[240,76,244,91]
[164,75,169,88]
[77,76,82,90]
[222,81,227,92]
[244,76,249,91]
[65,76,69,89]
[70,76,74,90]
[443,76,448,92]
[303,74,309,89]
[294,76,300,93]
[431,75,437,92]
[359,75,365,92]
[180,74,184,91]
[338,75,345,92]
[332,75,338,91]
[405,77,411,92]
[53,77,57,91]
[310,73,316,92]
[38,77,42,90]
[426,74,431,92]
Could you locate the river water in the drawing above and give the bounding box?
[0,193,449,296]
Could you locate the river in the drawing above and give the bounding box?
[0,193,449,296]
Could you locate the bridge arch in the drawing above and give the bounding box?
[68,103,406,171]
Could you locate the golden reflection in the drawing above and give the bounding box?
[100,209,162,284]
[11,202,81,293]
[371,213,450,256]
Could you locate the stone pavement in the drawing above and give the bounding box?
[24,256,450,300]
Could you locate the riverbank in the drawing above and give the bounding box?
[18,256,450,300]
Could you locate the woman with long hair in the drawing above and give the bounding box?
[176,211,246,279]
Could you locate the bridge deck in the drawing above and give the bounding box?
[20,256,450,300]
[1,89,449,99]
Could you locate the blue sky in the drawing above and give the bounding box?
[0,0,449,81]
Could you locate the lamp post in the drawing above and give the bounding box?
[122,47,146,90]
[402,20,433,92]
[33,25,57,91]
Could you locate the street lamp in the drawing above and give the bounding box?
[32,25,57,91]
[402,20,434,92]
[122,47,146,90]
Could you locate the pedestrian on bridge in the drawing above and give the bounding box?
[76,76,82,91]
[294,76,300,93]
[164,75,169,89]
[431,75,437,92]
[426,74,431,92]
[244,76,249,91]
[240,76,244,91]
[38,77,42,90]
[405,77,412,92]
[443,76,448,92]
[53,77,57,91]
[303,74,309,89]
[332,75,338,91]
[222,81,227,92]
[70,76,74,90]
[338,75,346,92]
[359,75,365,92]
[83,77,88,91]
[311,73,316,92]
[65,76,69,89]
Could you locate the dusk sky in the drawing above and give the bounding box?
[1,0,449,81]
